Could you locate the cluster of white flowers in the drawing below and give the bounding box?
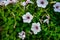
[1,0,60,40]
[19,12,41,40]
[17,0,60,40]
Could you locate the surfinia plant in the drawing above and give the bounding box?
[0,0,60,40]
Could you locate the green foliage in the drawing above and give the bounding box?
[0,0,60,40]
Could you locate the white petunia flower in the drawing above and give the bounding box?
[0,1,9,6]
[36,0,48,8]
[22,12,33,23]
[53,2,60,12]
[31,22,41,34]
[18,31,25,40]
[43,19,49,24]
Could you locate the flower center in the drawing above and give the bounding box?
[35,26,38,30]
[2,2,4,3]
[22,33,24,35]
[27,16,30,19]
[56,6,59,9]
[41,1,44,4]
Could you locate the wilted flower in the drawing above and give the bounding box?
[7,0,17,4]
[46,14,50,19]
[31,22,41,34]
[26,0,33,4]
[18,31,25,40]
[21,0,33,7]
[36,0,48,8]
[53,2,60,12]
[22,12,33,23]
[21,1,26,7]
[43,19,49,24]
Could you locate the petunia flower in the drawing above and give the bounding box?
[18,31,25,40]
[31,22,41,34]
[53,2,60,12]
[36,0,48,8]
[0,0,9,6]
[22,12,33,23]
